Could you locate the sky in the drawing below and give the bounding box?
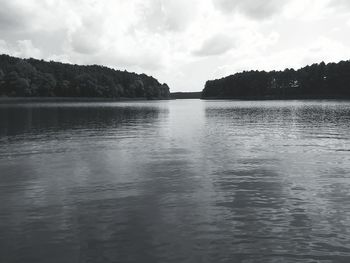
[0,0,350,92]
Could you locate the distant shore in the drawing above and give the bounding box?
[201,95,350,101]
[171,92,202,99]
[0,97,171,104]
[2,95,349,104]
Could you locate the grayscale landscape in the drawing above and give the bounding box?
[1,0,350,262]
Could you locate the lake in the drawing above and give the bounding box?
[0,99,350,262]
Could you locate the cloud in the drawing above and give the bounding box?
[0,6,22,31]
[328,0,350,9]
[209,36,350,82]
[68,16,106,55]
[0,40,8,53]
[139,0,199,33]
[303,36,350,64]
[0,0,349,92]
[212,0,289,20]
[0,39,42,58]
[0,1,32,32]
[193,34,235,57]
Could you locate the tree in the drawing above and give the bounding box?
[202,61,350,99]
[0,69,4,80]
[0,54,170,99]
[14,78,31,96]
[0,69,5,95]
[32,73,56,96]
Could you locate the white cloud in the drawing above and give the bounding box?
[210,36,350,82]
[284,0,333,21]
[0,40,8,54]
[0,39,41,58]
[139,0,200,33]
[0,0,349,91]
[328,0,350,10]
[193,34,235,57]
[212,0,290,20]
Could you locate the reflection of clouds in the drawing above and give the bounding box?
[203,100,350,259]
[212,167,296,254]
[204,101,350,156]
[0,102,170,263]
[103,147,200,262]
[211,159,350,258]
[55,143,211,262]
[1,100,350,262]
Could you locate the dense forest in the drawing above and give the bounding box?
[202,61,350,99]
[0,54,170,99]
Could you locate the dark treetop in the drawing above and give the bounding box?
[202,60,350,100]
[0,54,170,99]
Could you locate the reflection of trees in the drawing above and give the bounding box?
[205,102,350,140]
[0,105,168,137]
[0,103,171,263]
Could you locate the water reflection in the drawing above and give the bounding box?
[0,100,350,262]
[0,102,168,136]
[204,100,350,261]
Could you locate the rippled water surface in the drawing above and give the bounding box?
[0,100,350,262]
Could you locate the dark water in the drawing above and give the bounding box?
[0,100,350,263]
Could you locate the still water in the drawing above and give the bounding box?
[0,99,350,262]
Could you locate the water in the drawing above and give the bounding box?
[0,99,350,263]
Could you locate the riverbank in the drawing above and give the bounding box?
[0,97,171,104]
[201,95,350,101]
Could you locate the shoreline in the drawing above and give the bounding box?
[1,96,349,104]
[201,95,350,101]
[0,97,171,104]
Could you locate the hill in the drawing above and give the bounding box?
[0,54,170,99]
[202,61,350,100]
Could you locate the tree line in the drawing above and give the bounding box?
[0,54,170,99]
[202,61,350,99]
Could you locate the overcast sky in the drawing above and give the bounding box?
[1,0,350,91]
